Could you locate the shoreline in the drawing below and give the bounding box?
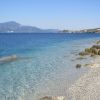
[40,40,100,100]
[67,49,100,100]
[68,41,100,100]
[68,63,100,100]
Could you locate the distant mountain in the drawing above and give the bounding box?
[0,21,59,33]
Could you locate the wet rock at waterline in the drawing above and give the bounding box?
[76,64,82,68]
[79,44,100,56]
[40,96,65,100]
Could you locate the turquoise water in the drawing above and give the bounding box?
[0,33,100,100]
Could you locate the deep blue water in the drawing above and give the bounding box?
[0,33,100,100]
[0,33,100,56]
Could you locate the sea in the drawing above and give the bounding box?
[0,33,100,100]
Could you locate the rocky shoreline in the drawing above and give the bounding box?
[68,40,100,100]
[75,40,100,69]
[40,40,100,100]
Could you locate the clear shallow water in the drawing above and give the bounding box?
[0,33,100,100]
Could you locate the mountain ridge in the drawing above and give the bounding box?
[0,21,59,33]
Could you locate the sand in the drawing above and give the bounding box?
[68,57,100,100]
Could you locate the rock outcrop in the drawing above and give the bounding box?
[79,44,100,56]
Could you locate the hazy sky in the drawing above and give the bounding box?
[0,0,100,30]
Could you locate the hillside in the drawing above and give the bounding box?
[0,21,59,33]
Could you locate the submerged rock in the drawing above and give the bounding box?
[96,40,100,44]
[40,96,65,100]
[0,55,17,63]
[79,51,89,56]
[0,55,34,64]
[76,56,86,60]
[90,54,95,57]
[76,64,82,68]
[84,63,100,68]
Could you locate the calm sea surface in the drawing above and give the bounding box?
[0,33,100,100]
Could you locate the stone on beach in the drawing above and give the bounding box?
[40,96,65,100]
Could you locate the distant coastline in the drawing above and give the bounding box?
[62,28,100,33]
[0,21,100,33]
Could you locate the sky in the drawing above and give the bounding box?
[0,0,100,30]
